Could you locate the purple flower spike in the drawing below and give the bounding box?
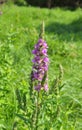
[31,38,49,91]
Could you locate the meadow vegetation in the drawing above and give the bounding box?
[0,4,82,130]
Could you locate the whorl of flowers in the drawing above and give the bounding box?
[31,37,49,91]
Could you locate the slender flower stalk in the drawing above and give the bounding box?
[30,22,49,130]
[31,22,49,91]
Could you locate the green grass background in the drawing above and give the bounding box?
[0,4,82,130]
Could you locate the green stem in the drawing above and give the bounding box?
[31,92,40,130]
[35,92,39,130]
[39,21,45,39]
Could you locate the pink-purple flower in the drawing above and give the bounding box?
[31,38,49,91]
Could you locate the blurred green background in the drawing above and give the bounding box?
[0,1,82,130]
